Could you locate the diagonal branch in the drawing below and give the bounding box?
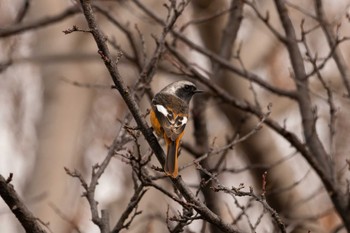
[111,179,146,233]
[0,174,47,233]
[212,0,244,76]
[274,0,350,231]
[314,0,350,97]
[165,41,339,212]
[78,1,240,233]
[0,5,80,38]
[193,2,244,232]
[274,0,331,179]
[65,113,133,233]
[132,0,297,99]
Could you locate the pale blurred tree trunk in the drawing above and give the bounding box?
[3,0,350,232]
[0,1,42,232]
[23,1,98,232]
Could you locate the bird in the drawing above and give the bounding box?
[150,80,203,178]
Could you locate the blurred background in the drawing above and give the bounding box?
[1,0,350,232]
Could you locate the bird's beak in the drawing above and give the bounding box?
[194,89,204,94]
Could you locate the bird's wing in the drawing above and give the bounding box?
[152,94,188,141]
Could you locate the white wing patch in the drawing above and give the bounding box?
[155,104,169,117]
[175,116,187,128]
[181,116,188,125]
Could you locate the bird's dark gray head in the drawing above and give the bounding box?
[161,80,202,103]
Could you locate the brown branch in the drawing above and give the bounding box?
[16,0,31,23]
[179,6,234,33]
[138,0,186,86]
[132,0,297,99]
[0,174,47,233]
[274,0,332,184]
[274,0,350,231]
[213,0,244,77]
[187,1,229,223]
[192,91,219,232]
[193,162,286,232]
[59,76,113,89]
[78,1,241,232]
[0,5,80,38]
[65,112,133,233]
[220,151,296,175]
[301,26,337,158]
[244,0,287,44]
[169,207,196,233]
[93,4,143,70]
[213,184,286,233]
[112,175,146,233]
[165,40,348,227]
[181,109,269,172]
[62,25,91,34]
[315,0,350,98]
[285,1,318,21]
[305,36,347,79]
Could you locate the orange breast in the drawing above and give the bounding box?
[150,109,163,137]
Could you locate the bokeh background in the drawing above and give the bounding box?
[1,0,350,232]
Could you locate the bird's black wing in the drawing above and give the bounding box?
[151,94,188,141]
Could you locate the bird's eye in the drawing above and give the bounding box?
[184,85,191,90]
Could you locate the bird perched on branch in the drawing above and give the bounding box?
[150,81,203,178]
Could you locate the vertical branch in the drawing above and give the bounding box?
[192,1,244,232]
[213,0,243,76]
[301,26,337,158]
[274,0,350,231]
[274,0,331,176]
[314,0,350,97]
[78,0,165,165]
[78,1,240,232]
[192,93,219,232]
[111,177,146,233]
[65,112,133,233]
[0,6,80,38]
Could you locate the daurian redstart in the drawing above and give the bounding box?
[150,81,203,178]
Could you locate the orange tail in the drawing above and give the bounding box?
[164,140,178,178]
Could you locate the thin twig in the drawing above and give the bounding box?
[275,0,350,231]
[16,0,31,23]
[132,0,297,100]
[244,0,287,43]
[112,175,147,233]
[0,6,80,38]
[49,203,83,233]
[315,0,350,97]
[78,1,240,232]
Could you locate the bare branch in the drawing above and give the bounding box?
[244,0,288,44]
[315,0,350,97]
[213,184,286,233]
[275,0,350,230]
[78,1,241,232]
[1,0,350,232]
[213,0,243,79]
[0,174,47,233]
[132,0,297,99]
[93,4,144,70]
[274,0,332,185]
[301,26,337,158]
[0,5,80,38]
[16,0,30,23]
[112,175,147,233]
